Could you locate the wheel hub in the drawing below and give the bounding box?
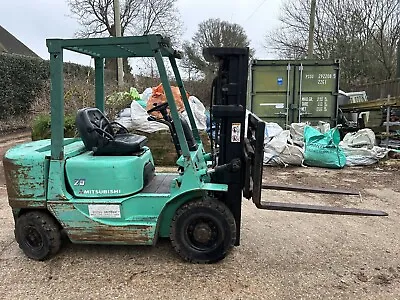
[193,223,212,244]
[24,226,43,249]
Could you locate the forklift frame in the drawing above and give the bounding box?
[47,35,199,161]
[2,35,387,264]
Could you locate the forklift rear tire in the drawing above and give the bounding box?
[15,211,61,261]
[170,198,236,264]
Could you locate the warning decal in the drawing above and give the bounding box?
[88,204,121,218]
[231,123,241,143]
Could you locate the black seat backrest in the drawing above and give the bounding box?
[76,108,114,152]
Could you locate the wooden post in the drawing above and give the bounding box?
[307,0,317,59]
[113,0,123,87]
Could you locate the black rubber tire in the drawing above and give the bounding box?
[15,211,61,261]
[170,198,236,264]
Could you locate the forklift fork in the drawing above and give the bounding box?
[244,112,387,217]
[257,201,388,216]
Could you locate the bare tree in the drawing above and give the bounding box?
[266,0,400,88]
[67,0,182,80]
[67,0,182,41]
[364,0,400,79]
[182,18,254,79]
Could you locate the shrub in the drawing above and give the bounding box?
[31,113,77,141]
[105,91,135,118]
[0,54,48,120]
[0,53,97,115]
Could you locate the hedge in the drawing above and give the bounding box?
[31,113,77,141]
[0,54,48,120]
[0,53,94,121]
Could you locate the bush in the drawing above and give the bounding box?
[0,54,48,120]
[0,53,97,122]
[105,91,134,118]
[31,114,77,141]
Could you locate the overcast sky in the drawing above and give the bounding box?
[1,0,283,66]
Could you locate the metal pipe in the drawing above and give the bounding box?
[94,58,105,112]
[169,57,200,142]
[286,63,291,126]
[49,47,64,160]
[386,94,391,149]
[298,64,303,122]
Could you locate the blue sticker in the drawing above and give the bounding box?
[277,77,283,85]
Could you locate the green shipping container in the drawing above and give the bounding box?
[248,59,340,128]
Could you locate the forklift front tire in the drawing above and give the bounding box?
[15,211,61,261]
[170,198,236,264]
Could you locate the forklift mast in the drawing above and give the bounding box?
[204,47,387,246]
[204,47,253,245]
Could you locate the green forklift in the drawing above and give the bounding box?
[3,35,387,264]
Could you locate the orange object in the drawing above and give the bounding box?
[146,84,187,119]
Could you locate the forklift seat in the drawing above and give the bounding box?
[76,108,147,155]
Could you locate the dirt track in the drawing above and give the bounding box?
[0,135,399,299]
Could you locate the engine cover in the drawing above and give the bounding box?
[65,147,154,198]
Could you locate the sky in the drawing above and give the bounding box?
[0,0,283,67]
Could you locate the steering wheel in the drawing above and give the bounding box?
[147,101,169,114]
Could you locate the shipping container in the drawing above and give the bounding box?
[248,59,340,128]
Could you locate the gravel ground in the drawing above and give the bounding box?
[0,135,399,300]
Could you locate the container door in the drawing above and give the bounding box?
[250,63,294,128]
[293,63,339,126]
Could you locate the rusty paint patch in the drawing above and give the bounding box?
[3,157,45,199]
[8,198,46,209]
[47,202,155,245]
[56,194,68,200]
[3,157,25,199]
[3,157,45,205]
[67,224,153,244]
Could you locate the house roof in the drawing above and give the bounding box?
[0,25,40,58]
